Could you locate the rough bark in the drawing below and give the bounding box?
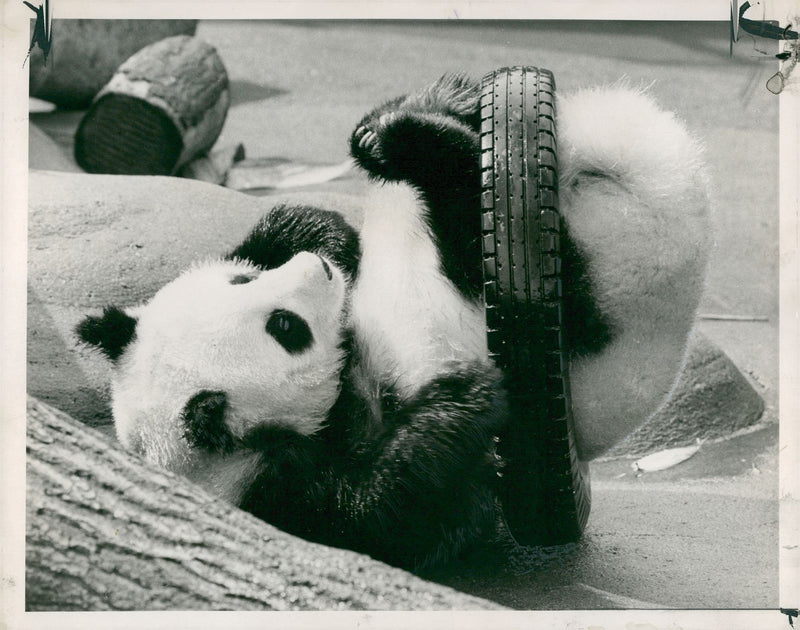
[29,20,198,109]
[25,396,502,611]
[74,35,230,175]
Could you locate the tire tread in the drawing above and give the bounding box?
[479,66,590,546]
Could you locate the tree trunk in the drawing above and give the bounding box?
[25,396,502,611]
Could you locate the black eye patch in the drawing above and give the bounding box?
[266,309,313,354]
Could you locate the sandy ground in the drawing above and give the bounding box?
[27,20,780,610]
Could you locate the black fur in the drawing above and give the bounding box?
[241,361,507,570]
[560,230,614,356]
[227,204,360,283]
[74,306,137,361]
[183,390,235,454]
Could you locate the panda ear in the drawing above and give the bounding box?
[75,306,138,362]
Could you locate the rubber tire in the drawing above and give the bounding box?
[479,66,590,546]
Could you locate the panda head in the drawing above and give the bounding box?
[76,252,348,475]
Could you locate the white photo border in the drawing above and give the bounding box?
[3,2,797,628]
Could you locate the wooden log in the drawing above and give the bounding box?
[29,20,198,110]
[74,36,230,176]
[25,396,503,611]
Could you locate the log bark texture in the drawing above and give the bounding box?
[74,35,230,176]
[29,20,198,109]
[25,396,502,611]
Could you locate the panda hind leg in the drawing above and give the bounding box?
[343,361,508,570]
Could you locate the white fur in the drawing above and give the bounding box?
[350,182,488,400]
[556,87,710,459]
[111,253,347,472]
[185,450,264,505]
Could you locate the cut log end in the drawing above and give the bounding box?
[75,94,184,175]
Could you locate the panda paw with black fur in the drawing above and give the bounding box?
[349,74,481,191]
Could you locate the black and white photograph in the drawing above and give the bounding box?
[2,1,799,628]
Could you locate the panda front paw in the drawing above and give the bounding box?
[350,107,479,188]
[350,111,404,179]
[353,125,377,153]
[354,111,399,148]
[350,75,481,185]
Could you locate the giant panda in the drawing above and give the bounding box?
[76,74,709,571]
